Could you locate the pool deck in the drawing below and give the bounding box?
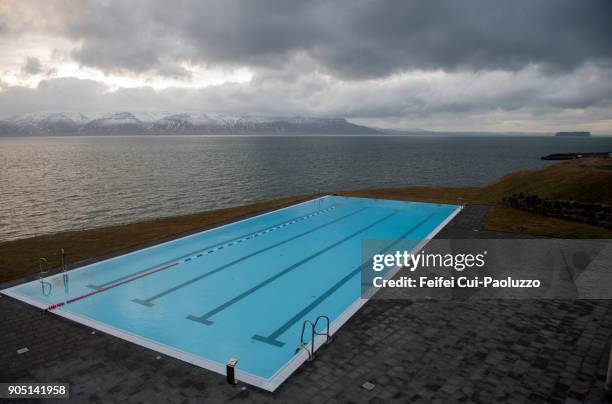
[1,205,611,403]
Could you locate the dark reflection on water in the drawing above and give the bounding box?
[2,135,611,241]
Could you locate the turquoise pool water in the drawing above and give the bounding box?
[3,196,459,390]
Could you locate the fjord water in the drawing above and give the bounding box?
[1,135,612,242]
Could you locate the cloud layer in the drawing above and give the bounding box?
[1,0,611,132]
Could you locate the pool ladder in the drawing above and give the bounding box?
[38,249,69,297]
[297,315,332,361]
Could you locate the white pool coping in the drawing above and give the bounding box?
[2,196,462,392]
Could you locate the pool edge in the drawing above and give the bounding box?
[1,200,464,392]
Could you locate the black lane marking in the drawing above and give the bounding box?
[186,211,399,325]
[87,204,339,290]
[252,212,436,347]
[132,207,369,307]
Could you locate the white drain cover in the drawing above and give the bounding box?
[361,381,375,391]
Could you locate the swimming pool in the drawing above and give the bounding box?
[3,196,460,391]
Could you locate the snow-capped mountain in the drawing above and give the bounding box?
[81,112,148,133]
[1,111,89,135]
[0,111,378,135]
[150,113,377,134]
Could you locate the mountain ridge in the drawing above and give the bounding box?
[0,111,379,135]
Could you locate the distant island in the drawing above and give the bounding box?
[555,131,591,137]
[541,151,611,160]
[0,111,379,136]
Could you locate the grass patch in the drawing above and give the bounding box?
[478,158,612,204]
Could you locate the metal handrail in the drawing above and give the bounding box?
[298,320,316,361]
[60,248,69,293]
[60,248,66,272]
[38,258,52,296]
[313,315,332,345]
[297,315,333,362]
[38,257,49,277]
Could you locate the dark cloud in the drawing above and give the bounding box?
[59,0,612,78]
[1,64,611,130]
[2,0,612,132]
[65,1,190,77]
[21,56,43,75]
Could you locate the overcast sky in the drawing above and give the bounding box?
[1,0,611,133]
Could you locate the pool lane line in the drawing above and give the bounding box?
[46,263,179,311]
[185,210,399,326]
[252,212,436,347]
[86,204,340,290]
[132,207,370,307]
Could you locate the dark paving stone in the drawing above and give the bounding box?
[1,206,611,403]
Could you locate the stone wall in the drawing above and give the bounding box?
[502,193,612,229]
